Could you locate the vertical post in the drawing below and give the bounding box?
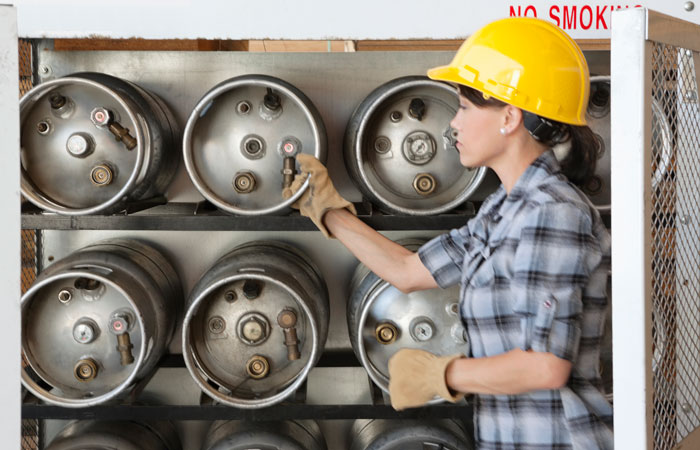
[611,8,653,450]
[0,5,21,449]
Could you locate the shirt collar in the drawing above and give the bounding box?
[506,149,561,203]
[480,149,561,228]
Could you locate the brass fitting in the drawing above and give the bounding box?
[108,122,137,150]
[413,173,437,196]
[282,156,296,189]
[246,355,270,379]
[117,333,135,366]
[233,171,256,194]
[74,358,98,382]
[375,322,398,345]
[109,312,135,365]
[277,309,301,361]
[90,164,114,186]
[89,107,136,150]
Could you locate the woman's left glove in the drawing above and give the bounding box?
[388,348,464,410]
[282,154,356,238]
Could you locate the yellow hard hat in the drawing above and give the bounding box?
[428,17,589,126]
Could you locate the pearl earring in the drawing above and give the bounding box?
[499,127,507,135]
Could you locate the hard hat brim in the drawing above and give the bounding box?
[427,64,587,126]
[427,65,462,85]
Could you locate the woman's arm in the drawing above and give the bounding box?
[323,208,438,293]
[445,349,573,395]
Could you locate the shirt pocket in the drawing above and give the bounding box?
[530,296,558,353]
[513,294,557,352]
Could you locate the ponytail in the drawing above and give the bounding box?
[555,125,600,190]
[536,124,599,189]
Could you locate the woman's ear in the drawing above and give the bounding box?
[502,105,523,134]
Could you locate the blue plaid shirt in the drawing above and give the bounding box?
[419,150,613,449]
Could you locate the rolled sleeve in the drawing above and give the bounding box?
[512,203,603,362]
[418,225,471,288]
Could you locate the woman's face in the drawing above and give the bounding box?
[450,93,506,168]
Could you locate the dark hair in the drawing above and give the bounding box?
[457,85,598,188]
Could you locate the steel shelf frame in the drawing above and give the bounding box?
[22,403,473,422]
[20,202,477,232]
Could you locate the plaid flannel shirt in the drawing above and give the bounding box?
[418,150,613,450]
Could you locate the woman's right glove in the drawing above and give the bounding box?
[282,153,356,238]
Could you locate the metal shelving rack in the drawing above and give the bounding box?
[20,203,477,422]
[16,42,478,448]
[21,204,475,446]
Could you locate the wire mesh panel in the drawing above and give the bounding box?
[19,38,40,450]
[651,41,700,450]
[19,39,36,295]
[18,39,32,96]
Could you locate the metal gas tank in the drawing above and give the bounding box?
[344,76,487,215]
[20,72,179,214]
[202,420,327,450]
[349,419,473,450]
[347,238,469,398]
[45,420,181,450]
[182,241,329,408]
[183,74,327,215]
[571,75,672,211]
[21,239,181,407]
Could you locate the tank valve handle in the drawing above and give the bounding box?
[277,309,301,361]
[408,98,426,121]
[264,88,281,111]
[49,92,75,118]
[282,156,297,189]
[90,107,137,150]
[109,313,135,366]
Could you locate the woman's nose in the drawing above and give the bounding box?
[449,113,460,131]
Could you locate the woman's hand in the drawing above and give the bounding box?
[388,348,464,410]
[285,155,439,293]
[283,154,356,237]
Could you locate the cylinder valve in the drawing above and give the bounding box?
[375,322,398,345]
[233,172,256,194]
[246,355,271,379]
[413,173,437,196]
[278,309,301,361]
[109,312,135,366]
[74,358,98,382]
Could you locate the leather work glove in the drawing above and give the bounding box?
[282,153,356,238]
[388,348,464,410]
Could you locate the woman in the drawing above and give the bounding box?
[284,17,613,449]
